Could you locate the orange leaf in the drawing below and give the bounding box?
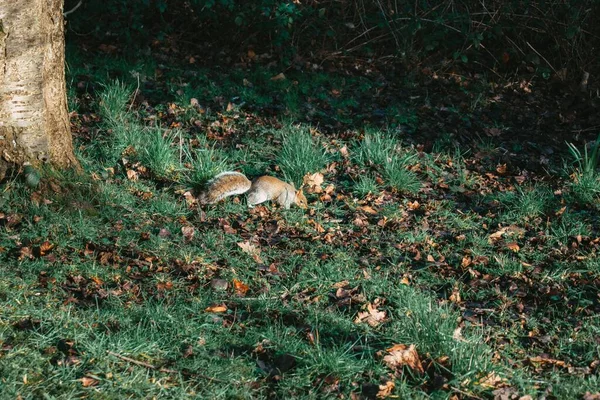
[80,376,99,387]
[407,201,420,210]
[205,304,227,313]
[505,242,520,252]
[359,205,378,215]
[377,380,395,398]
[233,278,249,296]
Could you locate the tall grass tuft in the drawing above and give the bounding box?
[354,129,398,167]
[139,128,179,178]
[384,155,421,194]
[567,137,600,205]
[186,145,231,186]
[278,123,328,187]
[98,80,133,128]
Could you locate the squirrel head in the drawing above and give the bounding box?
[294,189,308,209]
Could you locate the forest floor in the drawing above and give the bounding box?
[1,41,599,399]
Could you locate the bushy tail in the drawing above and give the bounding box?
[198,171,251,205]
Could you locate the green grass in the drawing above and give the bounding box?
[185,145,230,187]
[139,127,181,179]
[1,52,599,399]
[277,123,328,187]
[566,137,600,206]
[354,129,398,167]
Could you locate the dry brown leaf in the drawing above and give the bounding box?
[183,191,195,206]
[181,226,195,242]
[270,72,286,81]
[355,302,387,327]
[303,172,324,194]
[80,376,99,387]
[488,228,506,243]
[233,278,250,296]
[359,205,378,215]
[382,344,424,374]
[332,280,350,289]
[237,241,263,263]
[377,380,395,398]
[449,288,461,303]
[39,241,54,255]
[461,256,472,267]
[353,216,369,227]
[205,304,227,313]
[339,145,349,158]
[407,201,420,210]
[528,356,566,367]
[476,371,506,388]
[505,242,520,252]
[496,164,507,174]
[126,170,139,181]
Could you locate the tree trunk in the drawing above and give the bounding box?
[0,0,78,180]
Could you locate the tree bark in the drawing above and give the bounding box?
[0,0,78,180]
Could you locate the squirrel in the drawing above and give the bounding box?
[199,171,308,209]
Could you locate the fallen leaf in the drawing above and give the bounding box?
[407,201,420,210]
[183,191,195,206]
[181,226,195,242]
[382,344,424,374]
[270,72,286,81]
[39,241,54,255]
[233,278,250,296]
[205,304,227,313]
[476,371,507,389]
[303,172,324,194]
[359,205,378,215]
[355,302,387,327]
[126,170,138,181]
[339,145,349,158]
[506,242,520,252]
[80,376,99,387]
[377,380,395,398]
[449,288,461,303]
[237,241,263,263]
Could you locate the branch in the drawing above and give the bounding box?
[64,1,83,17]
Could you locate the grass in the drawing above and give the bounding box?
[277,123,328,187]
[1,51,599,399]
[567,137,600,206]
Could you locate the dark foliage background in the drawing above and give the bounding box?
[65,0,600,82]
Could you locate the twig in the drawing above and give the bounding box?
[107,350,225,382]
[450,386,485,400]
[128,73,141,114]
[63,0,83,17]
[526,41,558,75]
